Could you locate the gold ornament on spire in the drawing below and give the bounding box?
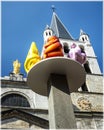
[13,59,21,74]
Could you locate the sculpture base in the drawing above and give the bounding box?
[27,57,86,96]
[27,57,86,129]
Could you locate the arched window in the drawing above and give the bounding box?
[85,36,88,41]
[82,37,84,42]
[49,31,51,35]
[46,32,48,36]
[1,93,30,107]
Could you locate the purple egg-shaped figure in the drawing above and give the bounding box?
[68,43,86,65]
[77,52,86,64]
[68,43,81,60]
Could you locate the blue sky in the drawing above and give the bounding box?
[1,1,103,77]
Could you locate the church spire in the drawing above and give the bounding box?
[50,9,73,40]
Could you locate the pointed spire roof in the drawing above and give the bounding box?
[80,29,89,37]
[45,25,51,30]
[80,29,86,35]
[50,12,73,40]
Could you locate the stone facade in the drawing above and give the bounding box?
[1,79,103,129]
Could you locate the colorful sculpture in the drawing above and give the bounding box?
[43,36,64,59]
[68,43,86,64]
[24,42,41,73]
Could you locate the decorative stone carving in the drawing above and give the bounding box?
[9,60,24,81]
[77,97,91,110]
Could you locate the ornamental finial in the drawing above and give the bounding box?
[51,5,56,12]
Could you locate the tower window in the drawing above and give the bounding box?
[49,32,51,35]
[46,32,48,36]
[84,62,91,73]
[63,43,69,53]
[82,37,84,42]
[85,36,87,41]
[1,93,30,107]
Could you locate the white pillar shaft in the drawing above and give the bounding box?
[47,74,77,129]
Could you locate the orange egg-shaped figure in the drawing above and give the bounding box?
[43,36,64,59]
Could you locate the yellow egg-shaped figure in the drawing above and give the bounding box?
[24,42,41,73]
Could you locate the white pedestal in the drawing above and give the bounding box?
[48,73,77,129]
[27,57,86,129]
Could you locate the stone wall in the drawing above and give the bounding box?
[1,79,103,129]
[1,115,103,129]
[1,117,44,129]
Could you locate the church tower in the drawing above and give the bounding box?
[79,29,101,75]
[41,10,103,128]
[1,8,103,129]
[42,11,101,75]
[43,25,54,43]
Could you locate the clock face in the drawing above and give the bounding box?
[77,97,91,110]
